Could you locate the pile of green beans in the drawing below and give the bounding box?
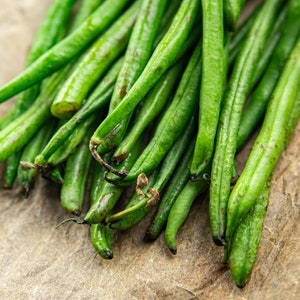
[1,0,300,288]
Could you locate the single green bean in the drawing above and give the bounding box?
[224,0,246,32]
[228,177,271,288]
[0,0,133,103]
[3,152,22,189]
[90,223,113,259]
[144,137,199,241]
[60,131,93,216]
[190,0,226,179]
[165,177,210,254]
[209,0,282,246]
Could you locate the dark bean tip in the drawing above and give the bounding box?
[104,250,114,260]
[143,231,156,243]
[169,248,177,255]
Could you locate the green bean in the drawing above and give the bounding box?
[89,0,200,158]
[237,0,300,150]
[226,35,300,251]
[209,0,282,246]
[89,0,168,166]
[111,59,186,164]
[34,57,123,169]
[0,0,133,103]
[83,136,144,224]
[88,158,114,259]
[144,137,198,241]
[228,4,261,68]
[228,177,271,288]
[70,0,105,31]
[90,223,113,259]
[224,0,246,32]
[165,177,210,254]
[190,0,226,179]
[51,1,140,119]
[17,120,57,196]
[44,165,64,185]
[110,40,202,184]
[60,131,93,216]
[3,152,22,189]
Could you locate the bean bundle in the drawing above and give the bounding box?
[1,0,300,288]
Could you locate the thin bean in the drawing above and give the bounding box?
[190,0,226,179]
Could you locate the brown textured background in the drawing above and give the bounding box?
[0,1,299,299]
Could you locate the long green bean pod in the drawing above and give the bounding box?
[209,0,283,246]
[226,35,300,250]
[0,0,133,103]
[60,131,93,216]
[111,59,186,164]
[237,0,300,150]
[228,177,271,288]
[89,0,200,158]
[90,223,113,259]
[190,0,226,179]
[51,1,140,119]
[224,0,246,32]
[144,137,198,241]
[165,177,210,254]
[228,4,261,68]
[88,161,114,259]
